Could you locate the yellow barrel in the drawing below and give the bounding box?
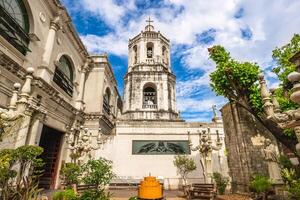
[138,176,163,199]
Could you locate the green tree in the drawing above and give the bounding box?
[81,158,115,188]
[173,155,197,186]
[208,36,300,158]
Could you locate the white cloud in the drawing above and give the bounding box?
[177,96,226,113]
[81,34,128,56]
[176,72,210,97]
[79,0,135,25]
[65,0,300,121]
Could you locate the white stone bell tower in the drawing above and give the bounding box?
[122,18,180,121]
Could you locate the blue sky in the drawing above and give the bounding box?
[62,0,300,122]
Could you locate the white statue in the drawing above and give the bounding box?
[262,139,282,183]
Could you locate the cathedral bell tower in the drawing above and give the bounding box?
[122,18,180,121]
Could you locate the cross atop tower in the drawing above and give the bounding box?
[145,16,154,31]
[146,16,153,26]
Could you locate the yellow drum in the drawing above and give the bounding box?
[138,176,163,199]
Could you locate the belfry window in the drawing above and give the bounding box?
[143,85,157,109]
[103,88,111,114]
[162,46,168,64]
[53,55,74,96]
[133,45,137,64]
[0,0,30,55]
[146,42,153,58]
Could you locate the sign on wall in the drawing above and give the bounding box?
[132,140,191,155]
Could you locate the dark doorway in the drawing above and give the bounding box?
[38,125,64,189]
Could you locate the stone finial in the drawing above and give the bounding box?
[270,88,281,113]
[258,73,274,117]
[19,67,34,103]
[288,71,300,104]
[9,83,21,111]
[287,71,300,83]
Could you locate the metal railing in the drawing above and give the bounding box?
[142,104,157,109]
[0,5,30,55]
[53,67,73,96]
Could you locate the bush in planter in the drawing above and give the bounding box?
[212,172,229,195]
[249,175,272,200]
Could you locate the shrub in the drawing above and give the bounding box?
[53,189,78,200]
[79,189,110,200]
[173,155,197,186]
[0,145,44,200]
[250,175,272,200]
[287,179,300,200]
[81,158,115,188]
[60,163,82,186]
[212,172,229,195]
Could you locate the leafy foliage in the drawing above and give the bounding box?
[0,145,44,200]
[272,34,300,90]
[79,189,111,200]
[212,172,229,195]
[53,189,78,200]
[60,163,82,186]
[81,158,115,188]
[249,175,272,194]
[287,180,300,200]
[209,46,263,113]
[278,155,300,199]
[173,155,197,186]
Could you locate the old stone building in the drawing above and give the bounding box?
[0,0,228,190]
[0,0,120,189]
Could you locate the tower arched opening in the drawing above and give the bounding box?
[103,88,111,114]
[146,42,154,58]
[143,83,157,109]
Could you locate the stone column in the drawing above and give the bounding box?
[38,15,61,82]
[76,61,91,110]
[42,16,60,66]
[26,117,43,145]
[14,68,35,148]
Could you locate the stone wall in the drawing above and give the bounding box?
[221,103,278,193]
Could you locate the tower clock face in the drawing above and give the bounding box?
[0,0,28,31]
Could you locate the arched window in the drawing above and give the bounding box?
[103,88,111,114]
[146,42,153,58]
[0,0,30,54]
[143,84,157,109]
[133,45,137,64]
[53,55,74,96]
[162,46,168,64]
